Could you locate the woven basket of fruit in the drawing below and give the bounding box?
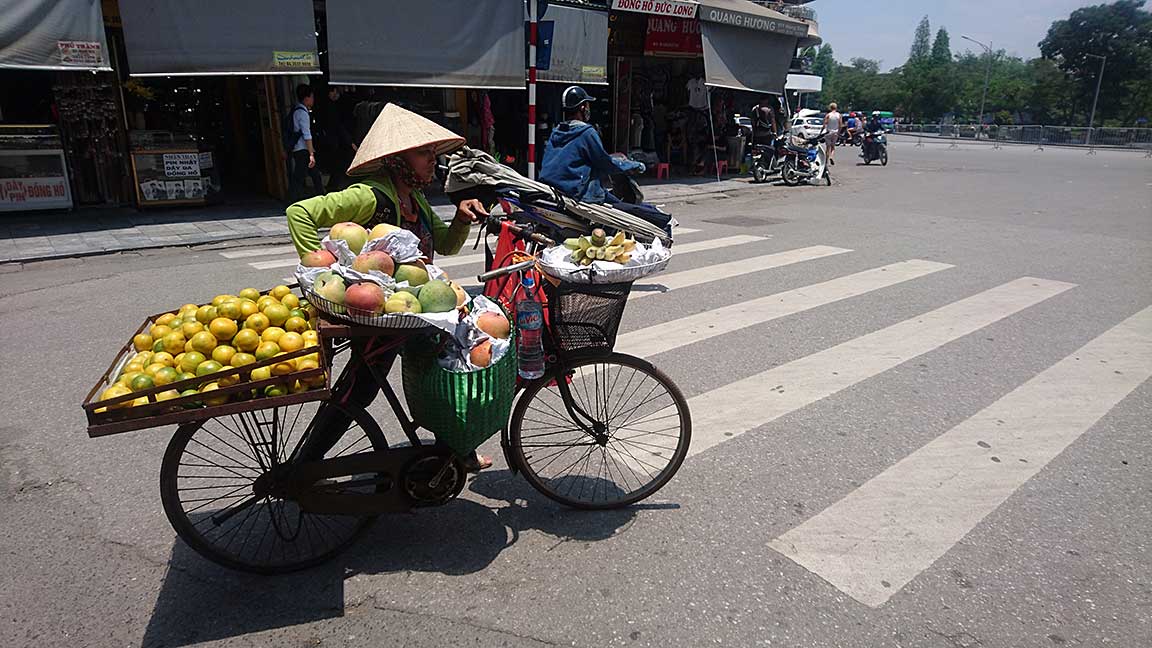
[81,284,331,437]
[538,228,671,285]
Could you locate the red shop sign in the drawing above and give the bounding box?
[644,16,702,56]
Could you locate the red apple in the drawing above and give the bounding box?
[351,250,395,276]
[470,340,493,367]
[476,311,510,339]
[301,249,337,268]
[329,222,368,254]
[344,282,387,317]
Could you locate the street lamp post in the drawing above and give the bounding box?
[1085,53,1107,130]
[961,35,993,135]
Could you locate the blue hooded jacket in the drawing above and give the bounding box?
[540,121,644,203]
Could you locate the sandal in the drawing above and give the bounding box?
[463,452,493,473]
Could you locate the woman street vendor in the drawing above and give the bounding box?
[286,103,493,470]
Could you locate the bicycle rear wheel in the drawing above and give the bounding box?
[509,353,691,509]
[159,401,387,574]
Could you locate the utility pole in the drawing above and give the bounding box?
[961,35,993,136]
[1086,53,1107,129]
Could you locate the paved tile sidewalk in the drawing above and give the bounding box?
[0,177,755,264]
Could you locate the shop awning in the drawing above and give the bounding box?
[537,4,609,85]
[118,0,319,76]
[327,0,525,88]
[697,0,803,93]
[0,0,111,71]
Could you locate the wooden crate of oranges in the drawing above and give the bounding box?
[81,284,331,437]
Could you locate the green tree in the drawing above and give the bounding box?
[909,16,932,62]
[930,28,952,65]
[850,57,880,75]
[1039,0,1152,124]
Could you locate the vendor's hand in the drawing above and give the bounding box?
[308,153,316,169]
[454,198,488,224]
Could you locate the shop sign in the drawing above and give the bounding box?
[582,65,607,78]
[198,151,214,170]
[698,7,809,38]
[644,16,702,55]
[0,177,69,207]
[57,40,104,66]
[163,153,201,178]
[612,0,697,19]
[272,51,318,68]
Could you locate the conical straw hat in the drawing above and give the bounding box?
[347,103,465,176]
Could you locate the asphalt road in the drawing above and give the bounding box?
[1,140,1149,647]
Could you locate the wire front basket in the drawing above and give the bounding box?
[542,281,633,354]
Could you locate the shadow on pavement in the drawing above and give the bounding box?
[140,468,656,646]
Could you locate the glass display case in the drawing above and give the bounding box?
[0,125,74,212]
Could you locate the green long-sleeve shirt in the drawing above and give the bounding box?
[285,176,470,259]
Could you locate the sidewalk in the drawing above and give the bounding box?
[0,177,755,264]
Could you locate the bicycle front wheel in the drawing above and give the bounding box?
[509,353,691,509]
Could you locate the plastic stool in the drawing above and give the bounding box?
[712,160,728,175]
[655,163,670,180]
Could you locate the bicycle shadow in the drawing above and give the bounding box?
[139,468,662,646]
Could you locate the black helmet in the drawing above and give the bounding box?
[562,86,595,110]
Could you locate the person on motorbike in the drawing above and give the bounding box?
[285,103,494,471]
[861,111,885,159]
[540,86,672,235]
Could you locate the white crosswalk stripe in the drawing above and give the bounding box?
[218,244,297,259]
[770,305,1152,607]
[683,277,1075,458]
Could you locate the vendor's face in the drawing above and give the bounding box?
[400,146,438,183]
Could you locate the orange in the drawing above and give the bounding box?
[208,317,239,341]
[118,371,143,386]
[98,384,133,410]
[211,294,235,307]
[230,352,256,367]
[244,313,270,334]
[180,303,199,314]
[238,288,261,301]
[263,383,289,398]
[177,372,197,383]
[280,293,300,310]
[152,352,175,367]
[216,367,240,388]
[217,300,242,321]
[270,285,292,300]
[179,351,206,374]
[199,382,229,406]
[149,324,173,339]
[278,332,305,353]
[184,340,196,354]
[262,303,291,327]
[211,345,237,365]
[250,366,273,382]
[195,305,218,325]
[129,374,155,392]
[152,339,166,353]
[302,330,319,345]
[156,389,181,402]
[283,316,309,334]
[132,333,154,352]
[161,332,187,355]
[272,359,296,376]
[181,321,205,338]
[195,360,223,377]
[255,341,280,361]
[189,331,218,355]
[155,313,178,327]
[297,357,320,372]
[238,299,260,318]
[153,367,180,386]
[256,296,279,311]
[144,363,167,377]
[132,351,154,365]
[261,327,285,343]
[232,329,260,352]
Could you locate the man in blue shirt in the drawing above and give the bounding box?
[540,86,671,234]
[288,84,324,200]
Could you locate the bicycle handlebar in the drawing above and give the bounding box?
[476,259,536,283]
[483,216,556,248]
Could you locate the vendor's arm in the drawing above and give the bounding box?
[430,206,477,256]
[286,184,377,256]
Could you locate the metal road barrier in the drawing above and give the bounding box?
[892,124,1152,153]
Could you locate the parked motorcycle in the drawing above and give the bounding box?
[749,133,789,183]
[780,132,831,187]
[861,130,889,166]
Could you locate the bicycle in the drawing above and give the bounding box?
[154,217,691,573]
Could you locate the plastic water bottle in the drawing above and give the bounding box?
[516,276,545,379]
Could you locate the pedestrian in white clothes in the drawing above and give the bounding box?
[824,103,842,165]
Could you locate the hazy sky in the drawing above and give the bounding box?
[816,0,1101,71]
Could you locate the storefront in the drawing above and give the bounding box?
[0,0,122,210]
[607,0,805,172]
[116,0,320,205]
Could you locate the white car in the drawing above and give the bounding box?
[790,110,826,140]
